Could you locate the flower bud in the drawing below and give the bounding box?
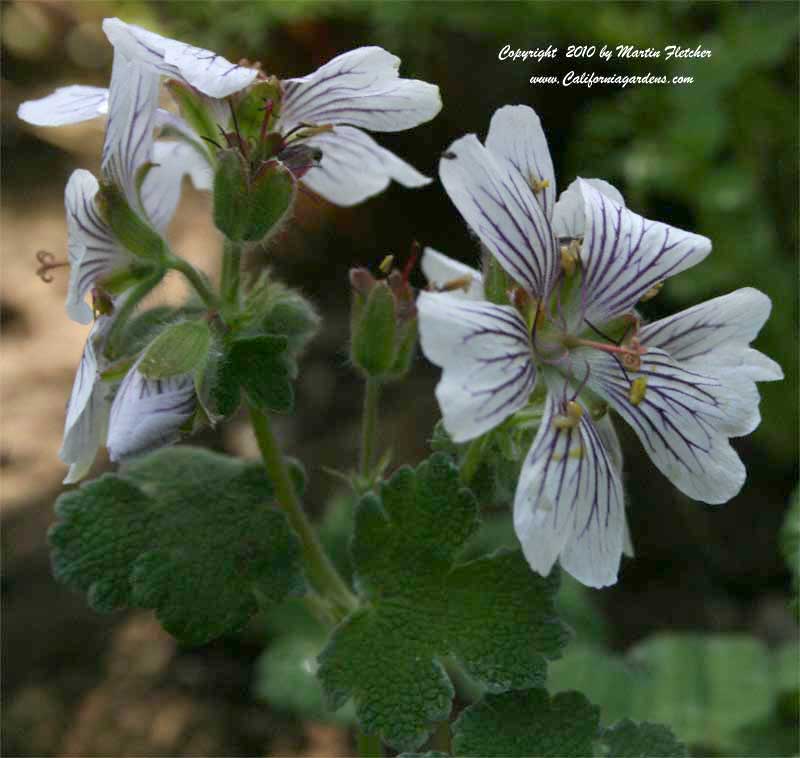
[213,149,296,242]
[349,266,418,381]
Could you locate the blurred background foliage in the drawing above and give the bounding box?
[3,1,797,756]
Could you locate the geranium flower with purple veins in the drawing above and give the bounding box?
[418,105,782,588]
[21,19,441,208]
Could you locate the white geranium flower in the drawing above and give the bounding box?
[21,49,204,324]
[21,19,441,208]
[418,105,782,588]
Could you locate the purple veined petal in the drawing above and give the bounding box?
[107,362,196,462]
[417,291,536,442]
[514,373,625,588]
[552,178,625,240]
[140,140,212,231]
[421,247,484,300]
[640,287,782,437]
[64,169,129,324]
[485,105,556,221]
[439,134,558,299]
[577,178,711,324]
[101,50,160,207]
[299,126,430,206]
[581,346,748,505]
[594,413,634,557]
[59,318,113,483]
[102,18,257,99]
[278,46,441,135]
[17,85,109,127]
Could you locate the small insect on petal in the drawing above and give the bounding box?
[628,376,648,406]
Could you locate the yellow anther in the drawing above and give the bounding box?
[641,282,663,302]
[559,239,581,277]
[568,445,584,460]
[552,401,584,430]
[379,255,395,274]
[590,400,609,420]
[437,275,474,293]
[628,376,648,406]
[531,177,550,193]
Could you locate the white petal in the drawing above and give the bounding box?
[577,179,711,323]
[594,414,634,558]
[18,85,109,127]
[439,134,558,298]
[102,18,256,98]
[101,51,160,207]
[514,377,625,588]
[141,140,211,231]
[278,46,441,134]
[485,105,556,221]
[300,126,430,206]
[417,292,536,442]
[59,319,112,482]
[64,170,129,324]
[107,364,196,462]
[421,248,484,300]
[552,178,625,239]
[640,288,782,437]
[583,347,747,504]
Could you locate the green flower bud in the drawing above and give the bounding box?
[96,181,169,261]
[349,267,418,381]
[213,149,295,242]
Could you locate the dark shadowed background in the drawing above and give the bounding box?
[2,1,798,756]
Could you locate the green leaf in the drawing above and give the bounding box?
[628,634,774,750]
[317,454,569,751]
[781,487,799,611]
[599,719,687,757]
[49,447,304,644]
[139,320,212,379]
[452,689,599,757]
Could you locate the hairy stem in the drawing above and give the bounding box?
[168,256,219,310]
[359,377,381,478]
[249,406,357,617]
[220,239,243,312]
[355,730,383,758]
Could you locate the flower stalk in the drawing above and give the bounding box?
[359,377,381,478]
[248,405,357,618]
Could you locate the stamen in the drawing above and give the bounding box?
[640,281,663,302]
[435,275,474,294]
[35,250,68,283]
[559,239,581,277]
[552,400,583,430]
[530,176,550,193]
[379,255,395,274]
[571,336,646,370]
[628,376,648,406]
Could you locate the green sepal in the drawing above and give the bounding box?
[138,320,212,379]
[482,253,511,306]
[165,80,220,159]
[96,182,168,261]
[235,78,282,144]
[48,446,305,645]
[213,151,295,242]
[98,262,157,296]
[316,454,569,751]
[351,282,397,378]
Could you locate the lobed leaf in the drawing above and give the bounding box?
[317,454,569,751]
[50,446,304,644]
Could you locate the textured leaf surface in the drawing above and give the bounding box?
[452,689,599,757]
[600,719,687,757]
[317,454,569,751]
[50,446,304,644]
[139,320,211,379]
